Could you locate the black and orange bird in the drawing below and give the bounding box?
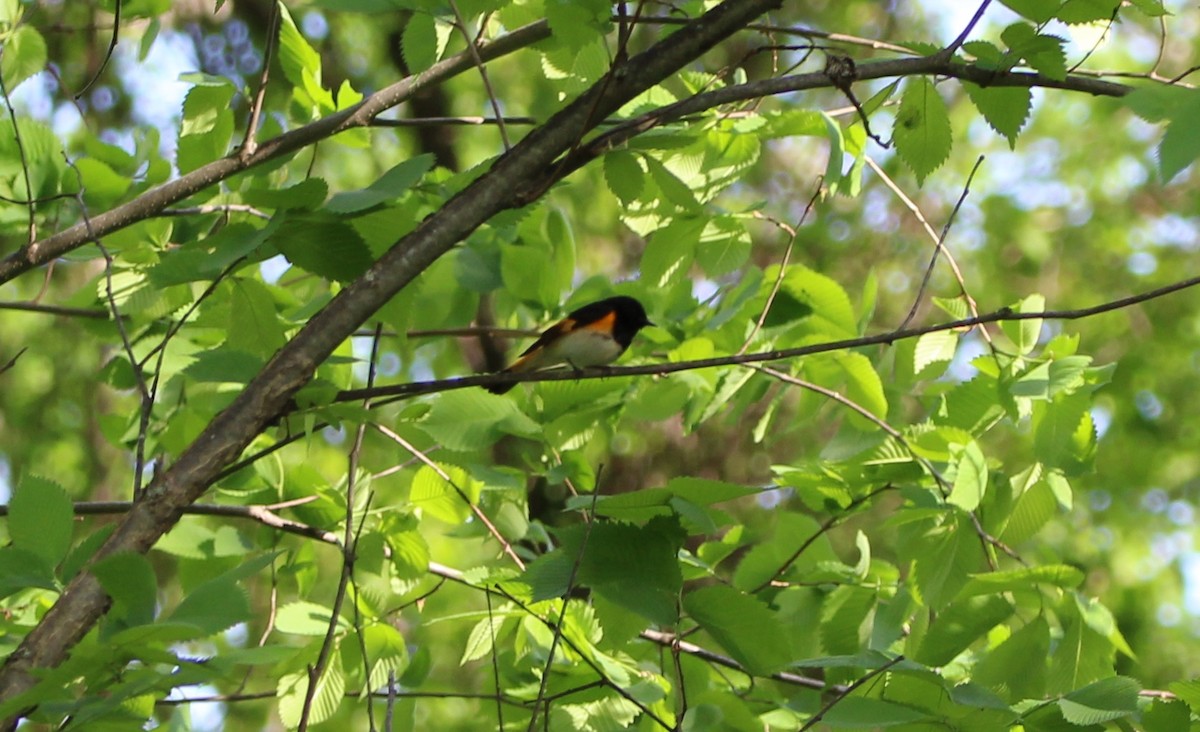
[486,296,653,395]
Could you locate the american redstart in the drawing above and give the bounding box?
[486,295,653,394]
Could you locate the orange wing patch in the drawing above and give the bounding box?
[505,317,576,373]
[576,309,616,335]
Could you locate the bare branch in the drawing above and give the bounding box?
[334,272,1200,402]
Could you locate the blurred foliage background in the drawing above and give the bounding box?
[2,0,1200,729]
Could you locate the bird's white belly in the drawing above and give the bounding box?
[547,329,624,368]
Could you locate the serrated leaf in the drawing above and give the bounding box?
[603,151,644,203]
[961,564,1084,598]
[92,552,158,627]
[1000,293,1044,355]
[325,154,433,214]
[420,389,540,449]
[276,1,322,91]
[912,511,983,609]
[973,616,1050,701]
[1057,0,1121,24]
[8,475,74,567]
[820,697,929,727]
[915,594,1013,666]
[183,349,264,384]
[914,330,958,378]
[999,0,1056,21]
[168,576,250,635]
[278,663,344,728]
[460,615,504,664]
[963,83,1031,148]
[893,77,952,185]
[276,600,346,636]
[226,278,286,358]
[684,585,793,675]
[242,178,328,211]
[269,217,374,282]
[1,25,46,91]
[642,217,702,289]
[949,441,987,511]
[1058,676,1140,725]
[362,624,409,690]
[410,463,480,524]
[400,12,451,72]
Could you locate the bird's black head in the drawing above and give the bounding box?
[608,295,653,329]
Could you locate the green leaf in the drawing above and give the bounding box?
[1000,24,1067,80]
[1033,393,1096,474]
[1000,293,1044,355]
[361,624,410,690]
[0,25,46,90]
[400,12,451,72]
[911,511,984,609]
[242,178,328,211]
[420,389,540,449]
[696,217,752,277]
[1157,90,1200,182]
[642,218,702,289]
[226,278,287,358]
[837,352,888,425]
[818,697,929,728]
[548,517,684,627]
[1057,0,1121,24]
[0,547,58,598]
[948,441,987,512]
[278,663,344,728]
[998,0,1056,22]
[733,511,837,591]
[973,615,1050,701]
[460,615,504,665]
[183,349,265,385]
[683,585,793,676]
[92,552,158,627]
[276,600,346,636]
[276,1,322,91]
[545,0,610,49]
[1058,676,1140,725]
[893,77,952,185]
[914,594,1012,666]
[914,329,958,378]
[325,155,434,214]
[603,151,645,204]
[962,83,1031,148]
[9,475,74,567]
[270,217,374,282]
[167,574,250,635]
[961,564,1084,598]
[1143,700,1192,732]
[410,463,481,524]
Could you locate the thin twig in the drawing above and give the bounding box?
[154,204,271,220]
[448,0,510,150]
[746,481,897,594]
[0,301,110,319]
[528,470,603,730]
[0,499,340,545]
[76,0,122,97]
[740,184,822,354]
[0,348,26,376]
[941,0,992,59]
[240,2,281,160]
[798,655,906,731]
[372,423,526,569]
[484,591,504,731]
[336,271,1200,403]
[0,45,37,245]
[884,155,986,334]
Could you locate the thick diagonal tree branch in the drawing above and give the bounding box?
[0,0,784,722]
